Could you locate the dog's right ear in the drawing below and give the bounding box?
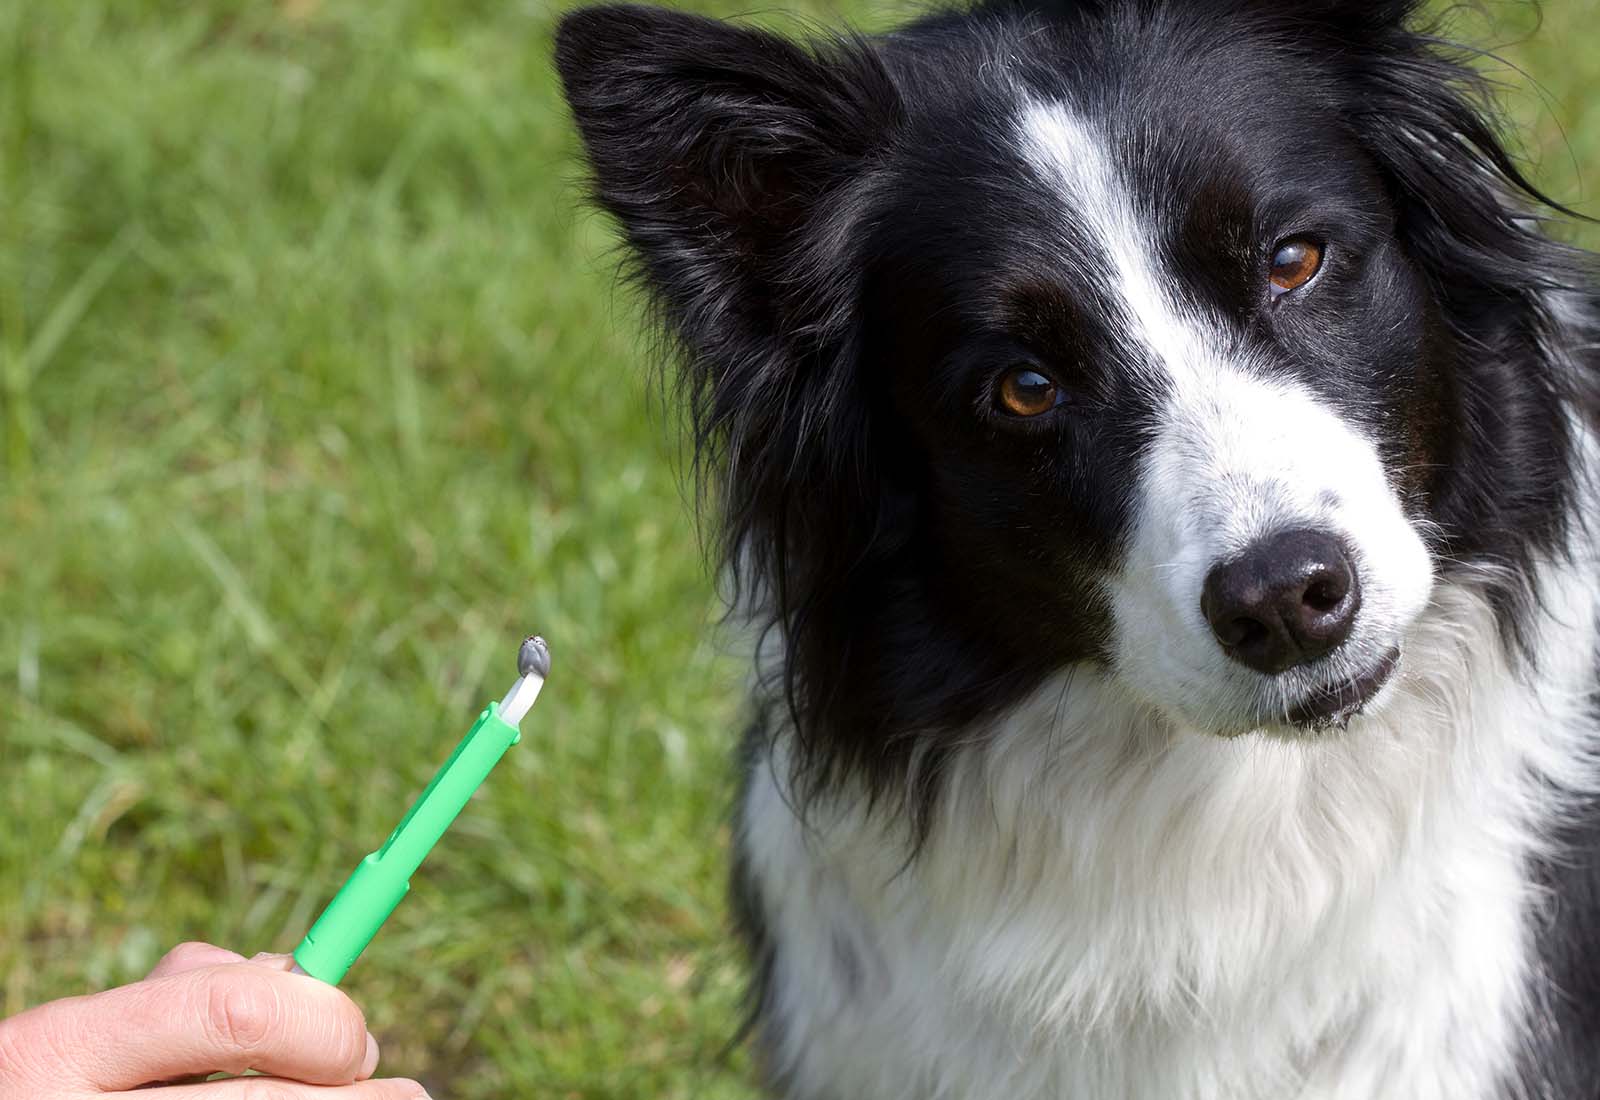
[554,4,901,347]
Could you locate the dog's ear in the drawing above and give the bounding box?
[1245,0,1414,39]
[1348,40,1577,294]
[555,6,908,724]
[555,4,901,347]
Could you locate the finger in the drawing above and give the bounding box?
[111,1078,431,1100]
[41,962,376,1090]
[147,943,249,980]
[235,954,374,1074]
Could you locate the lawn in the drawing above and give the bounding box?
[0,1,1594,1098]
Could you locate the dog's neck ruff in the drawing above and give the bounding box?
[740,559,1600,1100]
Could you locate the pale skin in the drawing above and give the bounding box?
[0,943,430,1099]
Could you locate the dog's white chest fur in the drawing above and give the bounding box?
[738,574,1598,1100]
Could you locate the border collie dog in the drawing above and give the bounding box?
[557,1,1600,1095]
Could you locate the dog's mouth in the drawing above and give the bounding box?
[1284,648,1401,730]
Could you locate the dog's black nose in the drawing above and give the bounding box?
[1201,529,1360,674]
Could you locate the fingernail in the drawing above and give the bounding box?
[249,951,295,970]
[360,1032,380,1079]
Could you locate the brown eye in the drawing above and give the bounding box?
[1269,238,1324,297]
[997,366,1063,417]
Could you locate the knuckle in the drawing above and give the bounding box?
[201,970,280,1054]
[159,940,213,970]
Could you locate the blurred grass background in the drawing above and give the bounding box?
[0,1,1594,1097]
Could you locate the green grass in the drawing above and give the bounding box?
[0,1,1594,1097]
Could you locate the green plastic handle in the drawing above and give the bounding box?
[292,702,522,984]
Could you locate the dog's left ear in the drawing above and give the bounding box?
[555,4,901,345]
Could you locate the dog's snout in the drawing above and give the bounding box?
[1200,529,1360,674]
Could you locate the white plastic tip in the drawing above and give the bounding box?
[499,673,544,726]
[500,636,549,726]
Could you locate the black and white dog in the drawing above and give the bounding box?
[556,0,1600,1095]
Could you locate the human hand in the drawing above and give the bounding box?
[0,942,430,1098]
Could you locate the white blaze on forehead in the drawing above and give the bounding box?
[1015,98,1209,385]
[1014,97,1434,730]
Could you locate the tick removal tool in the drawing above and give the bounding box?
[290,635,552,984]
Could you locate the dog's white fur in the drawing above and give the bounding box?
[1018,98,1436,734]
[733,96,1600,1100]
[742,555,1598,1099]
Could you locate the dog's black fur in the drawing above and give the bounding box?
[557,0,1595,823]
[556,1,1600,1094]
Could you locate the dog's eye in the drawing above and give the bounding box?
[1269,238,1323,297]
[996,367,1064,417]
